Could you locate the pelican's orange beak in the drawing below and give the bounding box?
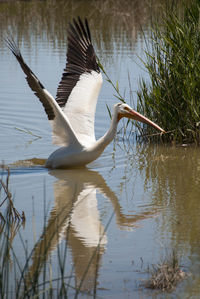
[128,109,165,133]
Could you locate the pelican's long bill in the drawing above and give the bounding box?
[128,109,165,133]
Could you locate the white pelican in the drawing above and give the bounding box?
[7,17,165,169]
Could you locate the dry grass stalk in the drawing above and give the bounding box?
[0,167,25,227]
[145,253,186,291]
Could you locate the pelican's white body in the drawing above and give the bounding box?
[45,145,97,168]
[44,71,111,168]
[8,19,164,170]
[45,106,119,168]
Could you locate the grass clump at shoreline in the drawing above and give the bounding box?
[137,0,200,144]
[145,252,186,291]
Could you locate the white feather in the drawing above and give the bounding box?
[42,89,81,148]
[63,71,103,147]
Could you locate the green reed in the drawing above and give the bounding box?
[137,0,200,144]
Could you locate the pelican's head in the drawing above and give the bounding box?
[114,103,165,133]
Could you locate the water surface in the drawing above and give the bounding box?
[0,1,200,298]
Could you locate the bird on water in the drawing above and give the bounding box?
[7,17,165,169]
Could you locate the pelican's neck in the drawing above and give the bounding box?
[93,110,119,153]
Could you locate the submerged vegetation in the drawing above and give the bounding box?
[137,0,200,144]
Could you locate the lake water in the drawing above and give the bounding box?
[1,1,200,298]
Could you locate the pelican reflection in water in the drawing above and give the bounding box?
[25,168,159,293]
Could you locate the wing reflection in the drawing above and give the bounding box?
[26,168,159,293]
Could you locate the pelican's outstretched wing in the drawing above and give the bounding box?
[56,17,103,147]
[6,39,81,148]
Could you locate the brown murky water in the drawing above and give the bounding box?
[0,1,200,298]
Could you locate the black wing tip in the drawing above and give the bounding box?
[67,16,100,72]
[69,17,91,44]
[6,38,55,121]
[56,16,100,105]
[71,16,88,28]
[84,18,91,41]
[5,38,21,58]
